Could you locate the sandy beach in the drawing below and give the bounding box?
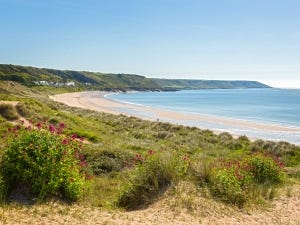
[49,91,300,139]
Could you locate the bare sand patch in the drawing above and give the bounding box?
[1,184,299,225]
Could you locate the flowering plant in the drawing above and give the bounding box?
[1,121,91,201]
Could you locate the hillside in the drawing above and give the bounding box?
[0,64,160,91]
[152,78,270,89]
[0,64,270,91]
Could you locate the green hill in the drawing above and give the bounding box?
[151,78,270,89]
[0,64,160,91]
[0,64,270,91]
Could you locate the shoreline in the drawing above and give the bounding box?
[49,91,300,144]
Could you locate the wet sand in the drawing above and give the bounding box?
[49,91,300,135]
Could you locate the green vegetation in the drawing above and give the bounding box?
[1,122,89,201]
[0,64,270,91]
[0,104,19,120]
[0,64,161,91]
[151,78,270,89]
[117,150,185,210]
[0,81,298,211]
[206,154,285,205]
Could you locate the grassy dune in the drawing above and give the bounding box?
[0,81,300,224]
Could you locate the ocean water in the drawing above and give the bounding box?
[107,89,300,144]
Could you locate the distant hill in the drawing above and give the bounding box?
[151,79,270,89]
[0,64,270,91]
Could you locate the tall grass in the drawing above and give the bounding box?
[117,150,185,210]
[0,104,18,121]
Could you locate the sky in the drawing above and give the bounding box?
[0,0,300,88]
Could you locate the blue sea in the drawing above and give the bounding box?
[107,89,300,145]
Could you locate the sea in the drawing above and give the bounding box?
[107,88,300,145]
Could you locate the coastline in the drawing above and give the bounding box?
[49,91,300,144]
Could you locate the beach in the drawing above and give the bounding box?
[49,91,300,142]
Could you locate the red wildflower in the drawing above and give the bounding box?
[148,149,154,155]
[80,160,87,167]
[59,122,66,129]
[79,153,85,161]
[135,154,142,159]
[71,134,78,139]
[36,122,42,129]
[62,139,68,145]
[79,137,85,142]
[56,127,62,134]
[48,124,56,133]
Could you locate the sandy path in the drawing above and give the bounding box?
[1,185,299,225]
[0,100,31,127]
[49,91,300,133]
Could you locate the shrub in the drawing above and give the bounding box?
[15,103,30,118]
[117,150,183,210]
[246,153,285,184]
[210,168,246,205]
[85,148,133,175]
[206,153,285,205]
[0,122,90,201]
[0,104,18,121]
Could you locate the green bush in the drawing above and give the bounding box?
[85,148,133,175]
[246,153,285,184]
[207,153,285,205]
[0,104,18,121]
[117,151,183,210]
[210,168,246,205]
[15,103,30,118]
[0,122,90,201]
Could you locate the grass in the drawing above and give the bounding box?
[0,104,19,121]
[0,81,299,212]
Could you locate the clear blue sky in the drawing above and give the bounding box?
[1,0,300,87]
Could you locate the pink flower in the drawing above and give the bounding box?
[79,153,85,161]
[80,160,87,167]
[56,127,62,134]
[148,150,154,155]
[71,134,78,139]
[36,122,42,129]
[59,122,66,129]
[62,139,68,145]
[49,124,56,133]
